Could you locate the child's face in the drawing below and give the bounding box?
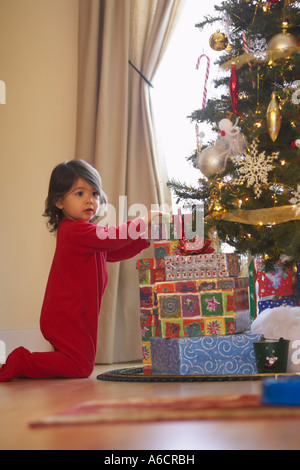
[55,178,100,222]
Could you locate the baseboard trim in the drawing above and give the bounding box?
[0,329,52,363]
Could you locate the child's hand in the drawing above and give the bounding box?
[143,211,170,241]
[144,211,170,228]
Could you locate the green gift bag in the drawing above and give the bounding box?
[253,337,290,374]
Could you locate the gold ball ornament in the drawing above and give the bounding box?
[266,92,282,142]
[268,31,299,61]
[209,30,229,51]
[209,199,228,220]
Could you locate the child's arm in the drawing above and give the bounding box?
[105,236,150,262]
[71,211,169,258]
[70,216,147,255]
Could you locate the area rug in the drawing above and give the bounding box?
[29,394,300,428]
[97,366,299,383]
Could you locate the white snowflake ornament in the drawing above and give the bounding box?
[231,140,279,198]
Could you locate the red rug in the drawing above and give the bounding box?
[29,395,300,427]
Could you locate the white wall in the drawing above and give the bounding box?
[0,0,79,354]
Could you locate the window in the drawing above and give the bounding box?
[151,0,224,208]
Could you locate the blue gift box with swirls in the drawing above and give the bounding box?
[151,333,263,375]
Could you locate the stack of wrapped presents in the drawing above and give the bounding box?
[136,214,262,376]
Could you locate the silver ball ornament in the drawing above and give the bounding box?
[196,145,227,178]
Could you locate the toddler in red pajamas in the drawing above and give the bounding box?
[0,160,152,381]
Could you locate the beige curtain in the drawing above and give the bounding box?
[76,0,185,363]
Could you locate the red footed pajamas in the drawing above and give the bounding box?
[0,218,149,381]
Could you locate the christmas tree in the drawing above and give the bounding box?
[168,0,300,271]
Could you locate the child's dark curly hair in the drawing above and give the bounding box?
[43,159,107,232]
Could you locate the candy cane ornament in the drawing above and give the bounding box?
[196,54,211,109]
[242,33,256,88]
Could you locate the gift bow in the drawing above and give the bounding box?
[264,262,288,289]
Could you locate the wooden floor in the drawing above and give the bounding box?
[1,362,300,450]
